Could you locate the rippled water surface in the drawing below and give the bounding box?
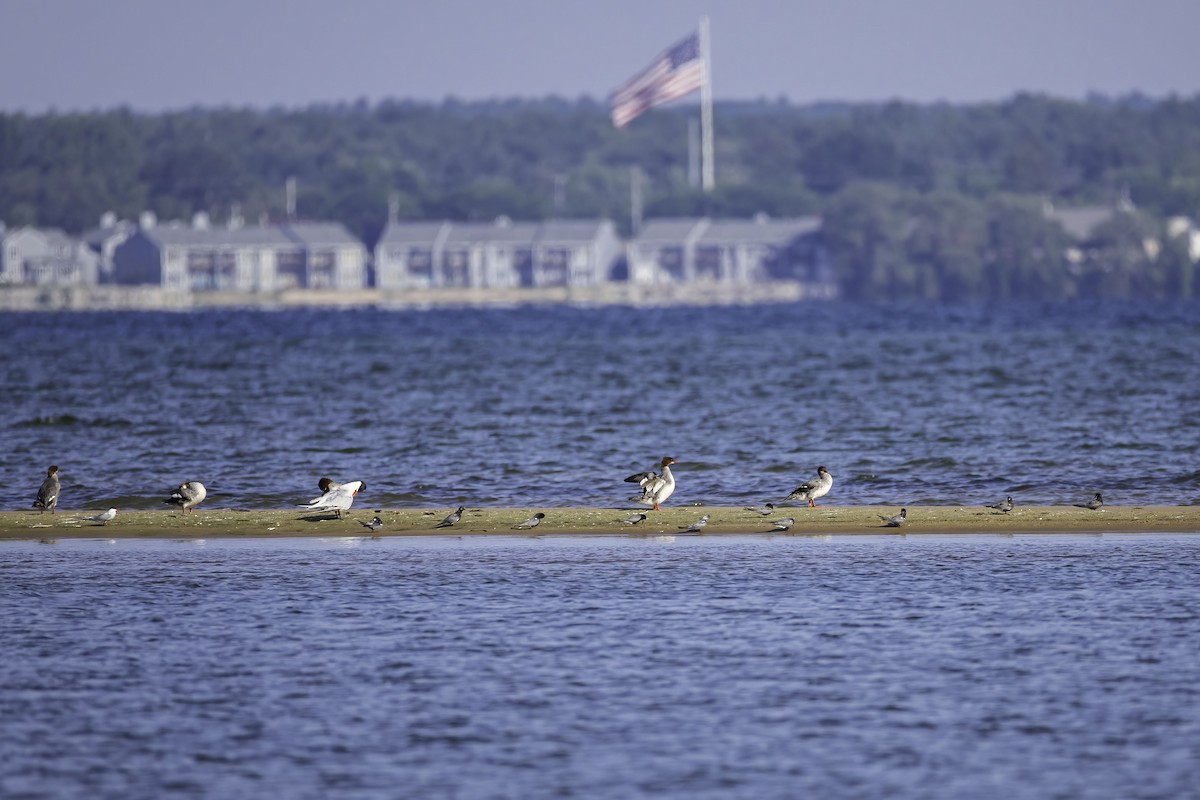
[3,534,1199,799]
[2,301,1199,508]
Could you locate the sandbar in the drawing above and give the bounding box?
[1,505,1198,539]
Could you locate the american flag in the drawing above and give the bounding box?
[609,31,704,128]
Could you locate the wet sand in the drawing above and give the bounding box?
[2,505,1198,539]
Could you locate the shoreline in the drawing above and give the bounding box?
[2,505,1198,539]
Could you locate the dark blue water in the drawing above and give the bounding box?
[2,301,1199,509]
[3,534,1199,799]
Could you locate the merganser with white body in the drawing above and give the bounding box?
[625,457,677,511]
[33,465,60,514]
[300,479,365,519]
[166,481,207,513]
[787,466,833,508]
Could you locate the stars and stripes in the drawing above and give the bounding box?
[609,31,705,128]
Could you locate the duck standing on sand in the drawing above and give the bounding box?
[166,481,207,514]
[33,465,60,514]
[787,466,833,508]
[625,457,677,511]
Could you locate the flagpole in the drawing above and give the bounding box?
[699,16,714,191]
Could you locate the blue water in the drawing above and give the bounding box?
[3,533,1199,799]
[2,301,1198,510]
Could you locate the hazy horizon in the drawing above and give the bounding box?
[3,0,1200,114]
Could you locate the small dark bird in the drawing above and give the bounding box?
[743,503,775,516]
[680,514,709,532]
[770,517,795,532]
[619,513,648,525]
[1074,493,1104,511]
[987,495,1014,514]
[436,507,465,528]
[360,516,383,532]
[878,508,907,527]
[33,465,60,514]
[513,512,545,530]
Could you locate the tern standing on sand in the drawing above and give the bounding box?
[33,465,60,514]
[436,507,465,528]
[987,495,1014,514]
[878,509,907,527]
[1075,493,1104,510]
[300,479,365,519]
[787,466,833,508]
[513,512,545,530]
[90,508,117,526]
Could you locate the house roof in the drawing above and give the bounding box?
[1045,206,1116,240]
[698,217,820,246]
[537,219,609,243]
[282,222,363,248]
[633,216,821,246]
[377,221,451,246]
[444,220,539,246]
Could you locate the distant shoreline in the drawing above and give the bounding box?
[3,506,1197,539]
[0,281,831,312]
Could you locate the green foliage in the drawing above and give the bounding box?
[2,94,1200,300]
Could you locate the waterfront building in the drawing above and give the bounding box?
[375,217,623,290]
[627,215,832,291]
[0,224,99,286]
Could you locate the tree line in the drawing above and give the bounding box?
[1,92,1198,300]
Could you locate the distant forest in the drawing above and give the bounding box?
[2,93,1199,300]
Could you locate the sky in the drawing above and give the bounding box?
[2,0,1199,113]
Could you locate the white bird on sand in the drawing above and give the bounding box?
[986,495,1013,514]
[89,508,118,526]
[878,508,907,527]
[33,465,60,514]
[625,457,677,511]
[165,481,207,514]
[436,506,465,528]
[680,514,709,533]
[770,517,795,532]
[300,479,365,519]
[1074,493,1104,511]
[619,513,648,525]
[513,512,545,530]
[787,466,833,508]
[743,503,775,516]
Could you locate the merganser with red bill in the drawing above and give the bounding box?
[625,456,677,511]
[33,465,60,514]
[786,466,833,508]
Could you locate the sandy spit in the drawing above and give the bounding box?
[2,505,1198,539]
